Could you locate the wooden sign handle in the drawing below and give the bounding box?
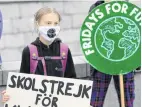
[119,75,125,107]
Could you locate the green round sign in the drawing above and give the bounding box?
[80,1,141,75]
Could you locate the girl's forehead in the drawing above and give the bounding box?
[40,13,59,21]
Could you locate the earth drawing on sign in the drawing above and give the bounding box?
[95,16,140,62]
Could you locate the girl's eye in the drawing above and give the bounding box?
[47,22,52,25]
[54,22,59,25]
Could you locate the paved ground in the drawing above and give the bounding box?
[0,73,141,107]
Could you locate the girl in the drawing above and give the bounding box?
[1,7,76,103]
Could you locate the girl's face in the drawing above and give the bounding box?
[37,12,61,44]
[38,12,60,26]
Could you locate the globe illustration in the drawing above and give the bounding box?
[95,16,140,62]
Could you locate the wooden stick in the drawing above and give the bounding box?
[119,75,125,107]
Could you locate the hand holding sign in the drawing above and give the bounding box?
[1,91,10,103]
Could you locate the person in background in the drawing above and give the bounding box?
[89,1,135,107]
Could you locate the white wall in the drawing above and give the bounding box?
[0,0,141,66]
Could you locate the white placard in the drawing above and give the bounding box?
[4,72,93,107]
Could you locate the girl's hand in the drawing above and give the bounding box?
[1,90,10,103]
